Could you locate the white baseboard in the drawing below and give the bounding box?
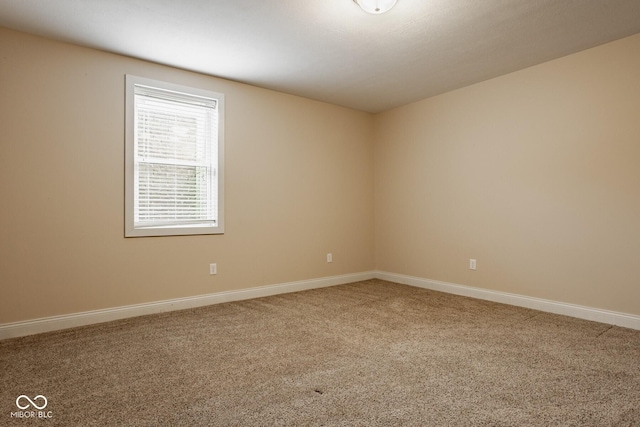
[3,270,638,340]
[376,271,640,330]
[0,271,376,340]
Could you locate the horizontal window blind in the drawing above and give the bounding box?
[133,84,218,228]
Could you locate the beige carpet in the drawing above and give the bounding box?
[1,279,639,426]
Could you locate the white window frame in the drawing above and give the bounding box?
[125,75,225,237]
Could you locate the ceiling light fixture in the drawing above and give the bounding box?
[353,0,398,14]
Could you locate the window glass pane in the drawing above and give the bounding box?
[136,97,211,164]
[137,163,211,222]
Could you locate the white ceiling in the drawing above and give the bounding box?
[1,0,639,113]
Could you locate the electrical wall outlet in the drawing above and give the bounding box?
[469,259,477,270]
[327,253,333,263]
[209,263,217,275]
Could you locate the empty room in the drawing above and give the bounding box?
[1,0,639,425]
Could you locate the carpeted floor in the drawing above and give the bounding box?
[1,279,639,426]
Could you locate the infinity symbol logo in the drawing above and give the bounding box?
[16,395,48,410]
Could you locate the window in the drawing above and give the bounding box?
[125,75,224,237]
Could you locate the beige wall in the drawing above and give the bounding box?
[2,26,639,325]
[0,27,375,323]
[374,33,640,315]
